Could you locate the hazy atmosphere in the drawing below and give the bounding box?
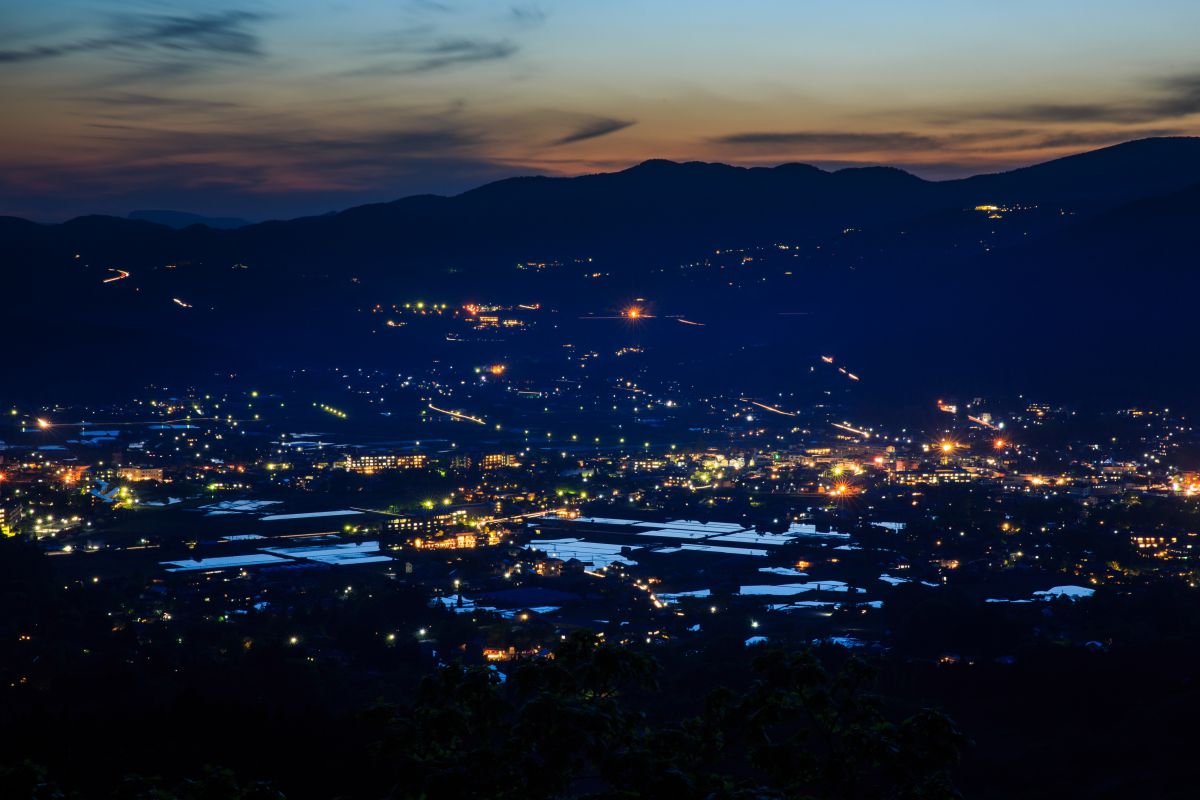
[4,0,1200,219]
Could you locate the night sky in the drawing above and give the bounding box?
[3,0,1200,221]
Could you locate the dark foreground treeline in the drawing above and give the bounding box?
[4,536,1200,799]
[4,635,963,800]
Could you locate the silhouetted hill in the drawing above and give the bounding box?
[1052,177,1200,251]
[3,137,1200,405]
[8,137,1200,270]
[128,210,251,230]
[953,137,1200,206]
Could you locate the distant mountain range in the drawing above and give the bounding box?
[127,210,251,230]
[4,137,1200,406]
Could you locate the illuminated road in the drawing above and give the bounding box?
[744,399,797,417]
[28,416,226,430]
[832,422,871,438]
[102,269,130,284]
[484,507,569,524]
[820,355,861,381]
[427,403,486,425]
[676,318,705,326]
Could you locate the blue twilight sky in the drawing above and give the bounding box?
[2,0,1199,220]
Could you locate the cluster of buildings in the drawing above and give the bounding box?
[2,361,1198,667]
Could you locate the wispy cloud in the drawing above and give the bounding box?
[511,4,548,26]
[77,118,489,171]
[978,103,1120,123]
[0,106,529,219]
[706,125,1196,179]
[85,92,243,112]
[551,117,635,146]
[0,10,267,64]
[405,0,456,12]
[350,2,547,78]
[1029,128,1185,149]
[350,36,518,75]
[410,38,518,72]
[957,71,1200,125]
[712,130,942,152]
[1152,73,1200,117]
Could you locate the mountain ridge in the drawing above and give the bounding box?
[5,136,1199,233]
[4,136,1200,406]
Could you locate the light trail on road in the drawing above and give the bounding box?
[744,400,797,417]
[29,416,228,430]
[832,422,871,438]
[427,403,486,425]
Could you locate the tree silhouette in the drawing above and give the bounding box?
[366,631,964,799]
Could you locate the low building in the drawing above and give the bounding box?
[119,467,164,482]
[335,453,428,473]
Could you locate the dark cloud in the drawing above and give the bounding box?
[1153,73,1200,117]
[0,153,524,222]
[353,3,546,78]
[86,92,243,112]
[0,113,526,221]
[2,95,654,219]
[124,10,264,56]
[78,120,488,168]
[981,103,1121,123]
[350,36,518,75]
[968,102,1175,125]
[404,0,456,12]
[0,43,86,63]
[1030,128,1185,149]
[361,26,439,55]
[511,4,548,26]
[712,130,942,152]
[551,117,635,146]
[961,70,1200,125]
[411,38,518,72]
[0,10,267,64]
[712,126,1188,161]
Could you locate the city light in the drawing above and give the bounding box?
[0,10,1192,796]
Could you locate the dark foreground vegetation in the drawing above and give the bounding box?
[4,536,1200,799]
